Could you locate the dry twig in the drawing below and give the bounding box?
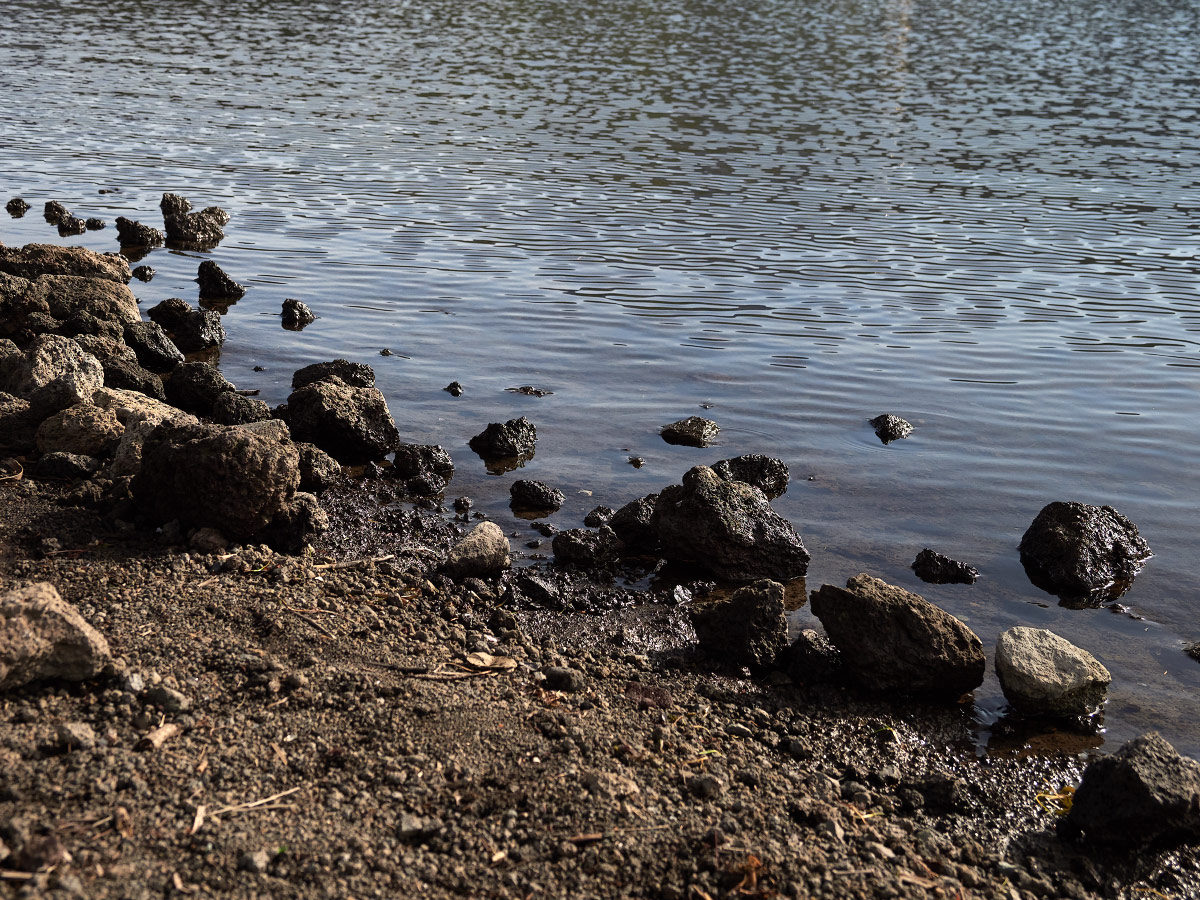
[136,723,181,751]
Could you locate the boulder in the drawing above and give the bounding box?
[132,421,301,541]
[609,493,659,553]
[689,579,788,670]
[91,386,186,427]
[584,506,614,527]
[32,451,99,480]
[510,479,565,513]
[995,627,1110,718]
[164,361,234,418]
[73,335,165,400]
[783,628,842,685]
[164,205,229,247]
[809,574,985,700]
[0,243,131,283]
[442,521,511,579]
[297,442,341,493]
[0,334,103,416]
[661,416,719,447]
[35,403,124,457]
[260,491,329,553]
[1068,732,1200,846]
[392,443,453,495]
[212,393,272,426]
[123,321,184,373]
[711,454,790,499]
[33,274,139,325]
[0,582,111,690]
[284,379,400,463]
[281,298,315,329]
[291,359,375,390]
[651,466,809,581]
[912,548,978,585]
[870,414,913,443]
[146,297,225,352]
[115,217,164,247]
[552,526,623,569]
[1019,502,1152,601]
[197,260,245,300]
[469,416,537,460]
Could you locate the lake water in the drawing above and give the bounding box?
[2,0,1199,756]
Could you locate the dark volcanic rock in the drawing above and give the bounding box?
[552,526,623,569]
[6,198,30,217]
[783,628,843,685]
[297,442,341,493]
[115,217,165,248]
[43,201,71,225]
[1068,732,1200,846]
[58,216,87,236]
[147,297,225,352]
[810,574,985,701]
[259,491,329,553]
[123,321,184,373]
[912,548,978,585]
[651,466,809,581]
[689,579,788,670]
[197,260,245,300]
[870,414,913,443]
[469,416,537,460]
[0,393,38,452]
[164,197,229,247]
[212,392,272,426]
[31,451,100,480]
[444,381,464,397]
[84,218,106,231]
[291,359,375,390]
[160,193,192,218]
[1019,501,1152,602]
[510,479,565,513]
[661,416,720,447]
[609,493,659,554]
[164,361,234,418]
[284,379,400,464]
[584,506,614,527]
[132,420,300,541]
[0,243,131,283]
[393,443,454,481]
[132,265,155,282]
[712,454,790,499]
[281,298,315,330]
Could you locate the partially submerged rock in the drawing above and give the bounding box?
[392,443,454,495]
[651,466,809,581]
[442,522,511,579]
[469,416,537,461]
[0,582,111,690]
[281,298,315,330]
[689,579,788,670]
[912,548,978,585]
[43,201,71,225]
[711,454,790,499]
[810,574,985,701]
[285,378,400,464]
[1068,732,1200,846]
[995,627,1110,718]
[58,216,87,236]
[870,414,913,443]
[292,359,375,390]
[1019,501,1152,603]
[132,265,155,282]
[510,479,565,513]
[6,198,29,217]
[661,416,719,447]
[197,260,245,301]
[163,195,230,247]
[147,297,225,352]
[115,217,165,248]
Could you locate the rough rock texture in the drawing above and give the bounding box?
[810,574,985,700]
[552,527,623,569]
[197,260,245,300]
[1019,501,1152,601]
[91,386,186,427]
[442,522,511,579]
[912,548,978,585]
[147,297,225,352]
[469,417,537,460]
[212,392,272,426]
[783,628,842,685]
[995,627,1111,718]
[0,334,104,416]
[1,272,140,344]
[1068,732,1200,846]
[510,480,565,512]
[74,336,164,401]
[6,197,30,217]
[160,193,192,218]
[651,466,809,581]
[123,321,184,373]
[132,421,301,541]
[711,454,790,499]
[0,393,38,452]
[689,579,788,670]
[870,414,913,443]
[32,451,99,480]
[132,265,155,282]
[292,359,376,390]
[43,201,71,225]
[0,243,131,283]
[282,298,315,329]
[115,217,165,247]
[392,443,453,496]
[297,442,341,493]
[609,493,659,553]
[260,491,330,553]
[0,583,111,690]
[35,403,124,457]
[584,506,614,528]
[285,379,400,464]
[163,361,234,418]
[164,201,229,247]
[58,216,87,236]
[661,416,720,447]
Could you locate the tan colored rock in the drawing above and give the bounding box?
[92,386,188,426]
[0,242,131,283]
[36,403,124,456]
[442,522,511,579]
[0,582,111,690]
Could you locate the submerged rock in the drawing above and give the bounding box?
[292,358,375,390]
[810,574,985,701]
[1068,732,1200,846]
[510,479,565,513]
[444,381,464,397]
[6,198,30,217]
[285,378,400,463]
[870,414,913,443]
[163,196,229,246]
[115,216,165,248]
[711,454,790,499]
[661,415,720,447]
[995,627,1110,718]
[1019,501,1152,602]
[281,298,315,330]
[442,521,511,579]
[912,548,978,585]
[0,582,111,690]
[689,579,788,670]
[58,216,87,236]
[469,416,537,461]
[651,466,809,581]
[196,260,245,300]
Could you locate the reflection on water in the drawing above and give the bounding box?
[2,0,1200,755]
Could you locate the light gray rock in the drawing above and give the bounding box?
[995,626,1110,717]
[0,582,111,690]
[442,522,511,579]
[0,334,104,416]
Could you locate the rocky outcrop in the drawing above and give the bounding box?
[651,466,809,581]
[661,416,719,447]
[510,479,565,513]
[689,580,788,670]
[711,454,790,499]
[995,627,1110,718]
[442,522,511,579]
[0,334,103,416]
[284,378,400,463]
[469,417,537,461]
[912,548,978,585]
[810,574,985,700]
[0,583,111,690]
[1019,502,1152,602]
[870,414,913,443]
[0,243,131,283]
[197,260,245,301]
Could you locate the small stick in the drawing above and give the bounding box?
[193,577,219,589]
[190,805,206,835]
[286,609,335,638]
[137,723,182,751]
[310,554,394,571]
[0,871,35,882]
[211,786,302,817]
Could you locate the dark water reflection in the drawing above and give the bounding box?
[3,0,1200,755]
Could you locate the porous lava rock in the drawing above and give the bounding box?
[291,359,375,390]
[442,522,511,579]
[163,361,235,418]
[609,493,659,554]
[281,298,315,329]
[0,334,104,416]
[469,416,537,461]
[0,243,131,283]
[870,414,913,443]
[123,321,184,373]
[711,454,790,499]
[552,526,623,570]
[0,582,111,690]
[35,403,124,457]
[661,416,720,447]
[115,217,165,248]
[689,579,788,670]
[284,378,400,464]
[147,297,225,352]
[912,548,978,585]
[510,479,565,513]
[197,260,245,300]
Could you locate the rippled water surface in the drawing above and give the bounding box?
[3,0,1199,755]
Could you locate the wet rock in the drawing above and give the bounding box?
[115,216,165,247]
[131,265,155,282]
[507,385,553,397]
[469,416,537,460]
[810,574,985,700]
[291,359,375,390]
[0,334,104,416]
[164,205,229,247]
[912,548,978,585]
[393,443,454,483]
[995,627,1110,718]
[160,193,192,218]
[123,321,184,373]
[783,628,842,684]
[552,526,623,569]
[284,379,400,464]
[281,298,315,330]
[35,403,123,457]
[6,198,29,217]
[1019,501,1152,602]
[584,506,614,527]
[261,491,330,553]
[31,451,100,480]
[146,297,225,352]
[0,242,131,283]
[297,442,341,493]
[609,493,659,553]
[133,420,301,541]
[212,393,272,426]
[0,582,111,690]
[689,579,788,670]
[444,381,464,397]
[43,200,71,225]
[652,466,809,581]
[197,260,245,300]
[84,218,106,231]
[870,414,913,443]
[544,666,586,692]
[163,361,234,418]
[711,454,789,499]
[661,415,719,447]
[510,479,565,513]
[442,522,511,579]
[58,216,87,236]
[1068,732,1200,846]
